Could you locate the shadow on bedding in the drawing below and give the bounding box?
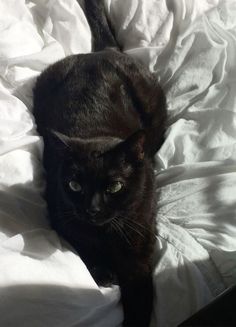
[0,181,78,261]
[0,183,48,238]
[0,283,122,327]
[152,257,233,327]
[0,262,231,327]
[203,172,236,247]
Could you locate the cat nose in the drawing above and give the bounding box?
[86,207,100,217]
[87,193,102,217]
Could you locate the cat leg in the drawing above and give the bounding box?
[118,266,153,327]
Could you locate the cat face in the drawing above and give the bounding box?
[52,130,151,227]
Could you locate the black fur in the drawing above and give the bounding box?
[33,1,166,326]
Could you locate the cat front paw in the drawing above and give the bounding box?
[90,267,118,287]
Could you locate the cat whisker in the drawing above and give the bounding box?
[118,214,145,230]
[113,216,142,244]
[120,215,157,237]
[125,216,157,231]
[123,220,145,238]
[111,217,133,247]
[126,217,152,232]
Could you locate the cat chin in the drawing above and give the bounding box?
[85,215,116,227]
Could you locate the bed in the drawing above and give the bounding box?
[0,0,236,326]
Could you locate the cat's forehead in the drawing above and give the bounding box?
[67,137,121,175]
[68,155,115,182]
[66,138,134,180]
[75,136,121,155]
[68,154,133,184]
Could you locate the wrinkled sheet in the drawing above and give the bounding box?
[0,0,236,326]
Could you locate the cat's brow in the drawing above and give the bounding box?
[122,165,133,177]
[108,165,133,178]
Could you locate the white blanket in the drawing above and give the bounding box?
[0,0,236,326]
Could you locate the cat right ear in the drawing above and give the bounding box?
[47,130,72,153]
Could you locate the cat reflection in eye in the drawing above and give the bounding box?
[69,181,82,192]
[33,0,167,326]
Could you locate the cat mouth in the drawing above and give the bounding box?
[89,216,114,227]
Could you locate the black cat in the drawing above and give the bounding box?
[33,1,167,326]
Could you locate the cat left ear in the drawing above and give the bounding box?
[123,130,146,162]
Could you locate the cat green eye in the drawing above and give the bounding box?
[69,181,82,192]
[106,181,124,194]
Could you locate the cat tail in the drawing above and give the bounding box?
[82,0,120,51]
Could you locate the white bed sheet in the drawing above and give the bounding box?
[0,0,236,326]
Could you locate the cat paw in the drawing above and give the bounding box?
[90,267,118,287]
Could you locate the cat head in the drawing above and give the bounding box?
[49,129,154,228]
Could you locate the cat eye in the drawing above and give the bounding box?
[106,181,124,194]
[69,181,82,192]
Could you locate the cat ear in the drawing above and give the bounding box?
[47,130,73,153]
[121,129,146,163]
